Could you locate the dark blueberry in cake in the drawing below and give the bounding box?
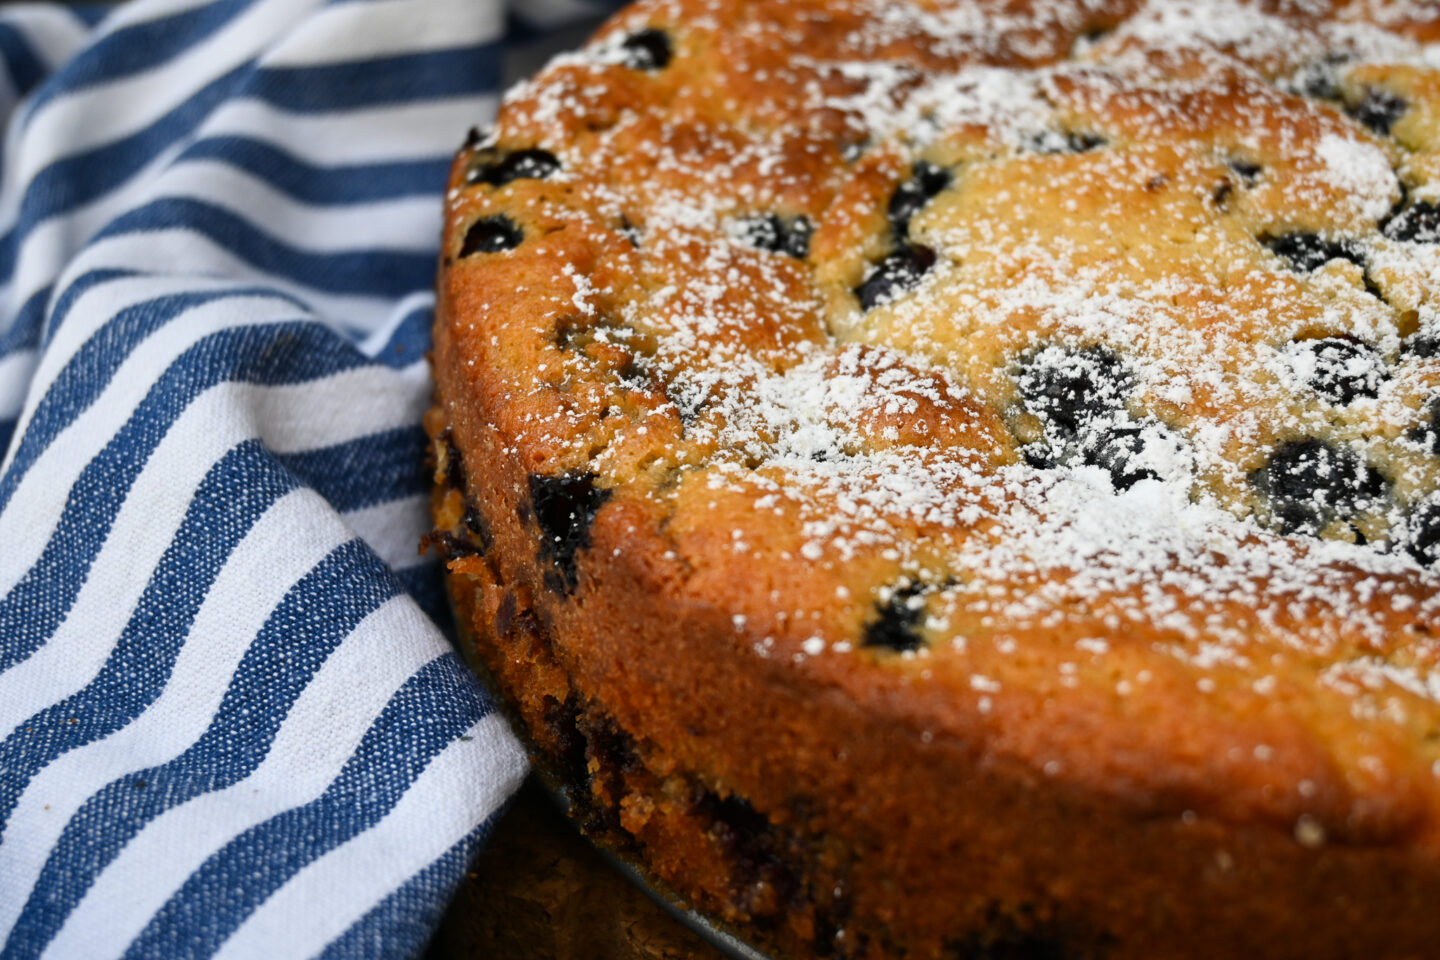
[528,472,611,592]
[1065,130,1107,153]
[469,148,561,187]
[1251,439,1387,536]
[1408,396,1440,455]
[1021,444,1058,470]
[1384,202,1440,243]
[1212,181,1234,210]
[1294,56,1348,101]
[888,162,952,237]
[1017,345,1133,436]
[1227,158,1262,184]
[1082,425,1160,491]
[1405,331,1440,358]
[1350,88,1408,136]
[739,213,814,258]
[462,126,485,148]
[1024,130,1106,154]
[863,583,926,653]
[855,244,937,310]
[460,215,523,256]
[1300,338,1386,405]
[1263,232,1364,273]
[1407,501,1440,566]
[620,28,671,70]
[462,504,493,551]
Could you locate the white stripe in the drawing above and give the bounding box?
[260,0,504,67]
[0,273,260,475]
[65,228,400,327]
[203,93,498,165]
[0,346,35,424]
[1,6,95,73]
[253,361,431,456]
[214,714,526,960]
[0,90,489,343]
[87,0,217,38]
[158,160,442,252]
[0,362,428,738]
[0,486,350,940]
[0,139,189,333]
[38,601,448,960]
[358,290,434,358]
[0,0,320,229]
[345,494,433,573]
[0,294,305,596]
[0,361,432,726]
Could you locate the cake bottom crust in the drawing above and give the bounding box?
[426,406,1440,960]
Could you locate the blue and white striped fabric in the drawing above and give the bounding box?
[0,2,610,956]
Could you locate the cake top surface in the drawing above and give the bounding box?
[440,0,1440,833]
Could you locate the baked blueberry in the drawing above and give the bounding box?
[1227,158,1262,184]
[462,504,493,551]
[1251,439,1387,535]
[1408,396,1440,455]
[888,162,951,237]
[528,472,611,592]
[1065,130,1107,153]
[1350,88,1407,136]
[460,215,523,256]
[863,583,926,652]
[739,213,814,258]
[1263,232,1364,272]
[1384,202,1440,243]
[1082,425,1160,491]
[855,244,937,310]
[1023,130,1106,154]
[1407,501,1440,566]
[1300,338,1385,405]
[469,148,561,187]
[1404,331,1440,358]
[1293,55,1349,101]
[1017,345,1133,436]
[620,28,672,70]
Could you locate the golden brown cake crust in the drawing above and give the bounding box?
[431,1,1440,956]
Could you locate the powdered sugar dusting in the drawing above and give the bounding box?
[472,0,1440,727]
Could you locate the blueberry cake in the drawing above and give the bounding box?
[428,1,1440,956]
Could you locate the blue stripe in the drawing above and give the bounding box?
[179,136,450,205]
[0,62,250,287]
[0,539,401,960]
[249,43,502,112]
[370,302,432,369]
[0,281,303,515]
[396,564,447,626]
[0,320,367,675]
[275,426,429,513]
[120,653,489,960]
[94,198,435,298]
[0,286,52,363]
[317,816,496,960]
[0,24,48,100]
[65,6,113,29]
[0,440,295,834]
[0,418,14,462]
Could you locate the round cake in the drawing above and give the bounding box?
[428,1,1440,956]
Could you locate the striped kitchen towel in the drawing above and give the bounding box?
[0,1,610,957]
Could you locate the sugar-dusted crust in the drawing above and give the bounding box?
[431,2,1440,956]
